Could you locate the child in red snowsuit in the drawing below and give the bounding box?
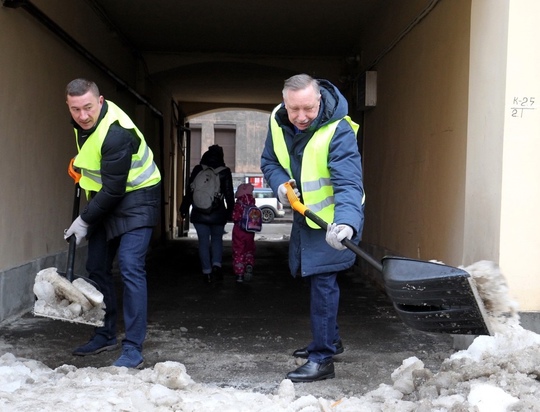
[232,183,256,283]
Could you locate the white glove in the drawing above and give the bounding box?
[325,223,354,250]
[277,179,300,206]
[64,216,89,245]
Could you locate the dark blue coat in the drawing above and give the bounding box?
[261,80,365,276]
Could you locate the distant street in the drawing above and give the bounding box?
[188,208,293,241]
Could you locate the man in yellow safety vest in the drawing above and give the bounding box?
[261,74,365,382]
[64,78,161,368]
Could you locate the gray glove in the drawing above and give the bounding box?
[64,216,89,245]
[325,223,354,250]
[277,179,300,206]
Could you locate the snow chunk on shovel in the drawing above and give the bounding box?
[33,267,105,327]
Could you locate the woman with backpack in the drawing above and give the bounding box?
[180,145,235,283]
[231,183,261,283]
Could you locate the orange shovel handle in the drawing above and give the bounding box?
[68,158,81,184]
[283,181,382,271]
[284,181,327,229]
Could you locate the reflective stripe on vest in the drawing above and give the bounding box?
[270,104,359,228]
[73,100,161,196]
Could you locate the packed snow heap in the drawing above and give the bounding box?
[33,267,105,326]
[2,260,536,411]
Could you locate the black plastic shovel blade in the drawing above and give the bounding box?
[284,187,492,336]
[382,256,492,335]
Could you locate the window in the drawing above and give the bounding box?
[214,125,236,172]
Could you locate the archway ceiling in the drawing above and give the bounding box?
[89,0,387,111]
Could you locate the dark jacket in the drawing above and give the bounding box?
[180,152,234,226]
[261,79,365,276]
[73,101,161,240]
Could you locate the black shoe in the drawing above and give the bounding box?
[202,273,212,284]
[286,360,335,383]
[292,339,344,359]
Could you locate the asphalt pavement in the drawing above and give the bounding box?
[0,220,457,400]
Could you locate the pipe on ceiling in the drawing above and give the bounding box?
[365,0,441,71]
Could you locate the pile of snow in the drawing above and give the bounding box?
[1,324,540,412]
[462,260,520,334]
[1,261,539,411]
[33,267,105,326]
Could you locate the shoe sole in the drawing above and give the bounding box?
[288,372,335,383]
[72,343,118,356]
[113,361,144,369]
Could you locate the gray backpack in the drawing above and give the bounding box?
[191,165,225,213]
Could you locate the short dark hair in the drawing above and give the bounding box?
[65,79,100,98]
[282,74,320,99]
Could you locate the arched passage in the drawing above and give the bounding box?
[168,108,272,238]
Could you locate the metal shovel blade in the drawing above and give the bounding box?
[33,182,104,327]
[33,308,105,327]
[33,265,105,327]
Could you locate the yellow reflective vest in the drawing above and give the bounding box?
[270,104,359,229]
[73,100,161,197]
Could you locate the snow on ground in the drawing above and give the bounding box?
[1,260,540,411]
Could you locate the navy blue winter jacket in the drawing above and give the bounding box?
[261,80,365,277]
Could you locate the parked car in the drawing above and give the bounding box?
[252,188,285,223]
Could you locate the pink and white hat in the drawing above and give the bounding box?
[235,183,254,198]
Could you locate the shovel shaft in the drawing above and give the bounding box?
[284,182,383,272]
[72,183,81,220]
[342,238,383,272]
[65,236,76,281]
[65,182,81,282]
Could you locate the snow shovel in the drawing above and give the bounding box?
[284,182,492,336]
[59,182,100,287]
[33,175,105,327]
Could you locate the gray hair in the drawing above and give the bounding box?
[282,74,320,99]
[65,78,100,98]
